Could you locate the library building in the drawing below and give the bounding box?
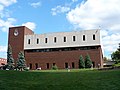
[8,26,103,70]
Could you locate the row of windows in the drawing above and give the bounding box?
[26,46,99,53]
[28,34,96,44]
[29,62,75,69]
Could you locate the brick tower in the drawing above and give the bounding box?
[8,26,34,65]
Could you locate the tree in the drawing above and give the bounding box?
[16,51,26,71]
[111,50,120,63]
[103,57,108,62]
[6,44,14,70]
[85,54,92,68]
[79,55,85,68]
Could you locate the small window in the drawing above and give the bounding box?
[54,37,56,43]
[45,38,47,43]
[83,35,85,41]
[93,34,95,40]
[37,38,39,44]
[64,36,66,42]
[46,63,49,69]
[73,36,76,41]
[28,39,30,44]
[53,63,56,66]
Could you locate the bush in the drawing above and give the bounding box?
[51,65,58,70]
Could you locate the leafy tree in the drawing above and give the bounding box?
[111,50,120,63]
[79,55,85,68]
[103,57,108,62]
[6,44,14,70]
[16,51,26,71]
[85,54,92,68]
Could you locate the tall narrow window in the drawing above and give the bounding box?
[46,63,49,69]
[35,63,38,69]
[28,39,30,44]
[54,37,56,43]
[29,63,32,69]
[72,62,75,68]
[45,38,47,43]
[93,34,95,40]
[73,36,76,41]
[65,62,68,68]
[83,35,85,41]
[64,36,66,42]
[37,38,39,44]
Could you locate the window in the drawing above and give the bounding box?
[54,37,56,43]
[72,62,75,68]
[35,63,38,69]
[53,63,56,66]
[93,34,95,40]
[46,63,49,69]
[64,36,66,42]
[83,35,85,41]
[65,62,68,68]
[29,63,32,69]
[73,36,76,41]
[28,39,30,44]
[45,38,47,43]
[37,38,39,44]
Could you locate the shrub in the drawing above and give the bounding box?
[51,65,58,70]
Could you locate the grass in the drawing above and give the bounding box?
[0,69,120,90]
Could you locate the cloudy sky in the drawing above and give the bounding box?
[0,0,120,59]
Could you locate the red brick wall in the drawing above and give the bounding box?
[25,46,103,70]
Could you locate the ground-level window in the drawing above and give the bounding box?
[65,62,68,68]
[72,62,75,68]
[46,63,49,69]
[53,63,56,66]
[29,63,32,69]
[35,63,38,69]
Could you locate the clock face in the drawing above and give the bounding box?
[14,29,19,36]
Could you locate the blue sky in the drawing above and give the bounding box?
[0,0,120,59]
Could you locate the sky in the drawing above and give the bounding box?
[0,0,120,59]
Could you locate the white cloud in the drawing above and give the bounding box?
[0,46,7,52]
[66,0,120,58]
[22,22,36,31]
[51,5,70,15]
[0,0,17,7]
[72,0,78,2]
[0,18,16,32]
[30,1,41,8]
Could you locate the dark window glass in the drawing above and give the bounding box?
[83,35,85,41]
[45,38,47,43]
[64,37,66,42]
[53,63,56,66]
[46,63,49,69]
[37,38,39,44]
[29,63,32,69]
[72,62,75,68]
[93,34,95,40]
[28,39,30,44]
[35,63,38,69]
[73,36,76,41]
[65,63,68,68]
[54,37,56,43]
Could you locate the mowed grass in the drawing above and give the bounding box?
[0,69,120,90]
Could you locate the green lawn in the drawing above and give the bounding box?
[0,69,120,90]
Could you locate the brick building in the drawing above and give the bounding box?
[8,26,103,70]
